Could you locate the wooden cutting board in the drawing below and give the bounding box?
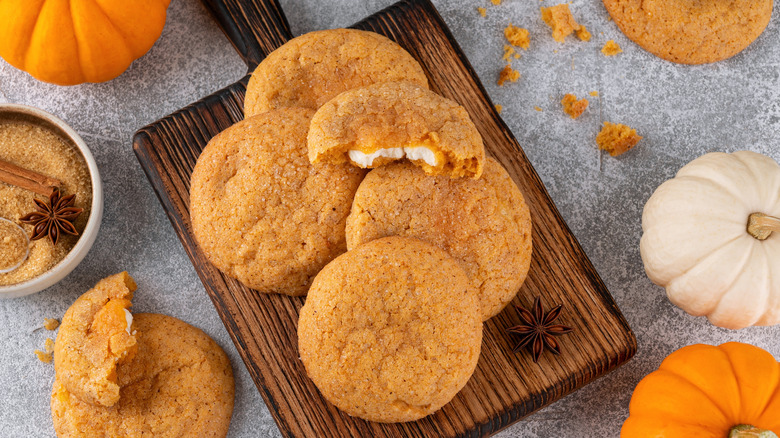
[133,0,637,436]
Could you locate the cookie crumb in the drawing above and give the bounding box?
[576,26,591,42]
[561,94,588,119]
[502,45,516,62]
[596,122,641,156]
[44,318,60,331]
[477,7,487,17]
[491,0,501,5]
[590,91,599,97]
[35,349,53,363]
[541,4,586,43]
[495,104,503,114]
[504,24,530,50]
[45,337,55,353]
[602,40,622,56]
[534,106,543,112]
[497,65,520,86]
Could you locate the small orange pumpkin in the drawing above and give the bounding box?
[622,342,780,437]
[0,0,172,85]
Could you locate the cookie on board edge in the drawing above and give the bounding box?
[298,236,482,423]
[244,28,428,117]
[190,107,365,296]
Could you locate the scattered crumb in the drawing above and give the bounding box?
[541,4,587,43]
[497,64,520,86]
[590,91,599,97]
[491,0,501,5]
[502,45,516,62]
[561,94,589,119]
[514,53,520,59]
[602,40,622,56]
[477,7,487,17]
[576,26,591,42]
[45,338,55,353]
[44,318,59,331]
[495,104,503,114]
[504,24,531,50]
[35,350,53,363]
[596,122,642,156]
[534,106,543,112]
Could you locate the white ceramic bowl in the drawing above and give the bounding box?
[0,104,103,298]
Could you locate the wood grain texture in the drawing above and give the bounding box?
[133,0,637,436]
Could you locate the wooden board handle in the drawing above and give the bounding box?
[200,0,293,69]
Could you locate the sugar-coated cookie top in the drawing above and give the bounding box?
[603,0,772,64]
[308,81,485,178]
[190,107,365,296]
[52,313,235,438]
[298,236,482,423]
[346,158,532,320]
[244,28,428,116]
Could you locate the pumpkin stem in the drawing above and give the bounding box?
[729,425,779,438]
[747,213,780,241]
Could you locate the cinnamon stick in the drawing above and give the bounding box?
[0,159,60,196]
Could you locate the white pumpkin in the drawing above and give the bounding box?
[640,151,780,329]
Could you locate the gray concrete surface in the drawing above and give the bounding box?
[1,0,778,436]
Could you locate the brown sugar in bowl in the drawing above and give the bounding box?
[0,104,103,298]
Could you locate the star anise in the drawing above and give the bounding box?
[19,187,83,246]
[506,296,574,363]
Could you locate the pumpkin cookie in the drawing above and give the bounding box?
[346,158,532,320]
[53,271,138,407]
[190,107,365,296]
[298,236,482,423]
[52,313,235,438]
[602,0,772,64]
[308,81,485,179]
[244,29,428,117]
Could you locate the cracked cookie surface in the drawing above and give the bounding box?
[298,236,482,423]
[346,159,532,320]
[308,81,485,179]
[52,313,234,438]
[602,0,772,64]
[244,29,428,117]
[190,107,365,295]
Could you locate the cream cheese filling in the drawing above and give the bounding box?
[348,146,438,167]
[124,309,133,336]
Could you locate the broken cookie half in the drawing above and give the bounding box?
[53,271,137,407]
[308,81,485,179]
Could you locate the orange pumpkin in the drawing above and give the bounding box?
[622,342,780,437]
[0,0,172,85]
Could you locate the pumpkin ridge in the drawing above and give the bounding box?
[659,367,735,425]
[17,1,47,72]
[65,0,86,84]
[675,174,749,210]
[707,243,771,328]
[82,0,134,58]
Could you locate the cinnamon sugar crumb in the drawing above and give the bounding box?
[504,24,530,50]
[502,45,516,62]
[602,40,622,56]
[541,5,587,43]
[495,104,503,114]
[35,349,52,363]
[597,122,641,156]
[477,7,487,17]
[44,318,59,330]
[491,0,501,5]
[590,91,599,97]
[45,337,55,353]
[561,94,589,119]
[497,65,520,86]
[534,106,543,112]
